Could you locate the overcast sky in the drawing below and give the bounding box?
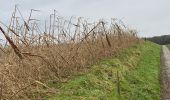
[0,0,170,37]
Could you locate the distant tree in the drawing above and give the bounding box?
[146,35,170,45]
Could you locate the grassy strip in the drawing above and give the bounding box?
[47,41,160,100]
[166,45,170,50]
[120,42,160,100]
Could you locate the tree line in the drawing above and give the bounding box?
[146,35,170,45]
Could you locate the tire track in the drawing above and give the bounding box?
[161,45,170,100]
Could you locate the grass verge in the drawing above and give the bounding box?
[166,45,170,50]
[120,42,160,100]
[47,41,160,100]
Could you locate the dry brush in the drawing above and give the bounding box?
[0,7,139,99]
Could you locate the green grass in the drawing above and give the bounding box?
[120,42,160,100]
[166,45,170,50]
[47,41,160,100]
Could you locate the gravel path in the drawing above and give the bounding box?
[161,46,170,100]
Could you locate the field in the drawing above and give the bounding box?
[0,7,161,100]
[0,7,139,99]
[47,41,160,100]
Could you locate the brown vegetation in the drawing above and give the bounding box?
[0,6,138,99]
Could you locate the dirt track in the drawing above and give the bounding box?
[161,46,170,100]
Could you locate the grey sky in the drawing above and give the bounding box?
[0,0,170,37]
